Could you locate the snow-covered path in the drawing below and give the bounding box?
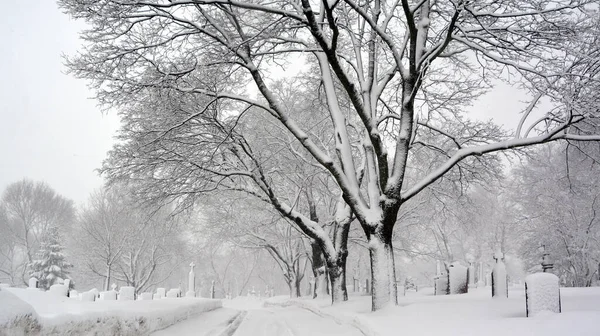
[233,306,364,336]
[151,304,364,336]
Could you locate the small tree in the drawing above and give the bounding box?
[30,226,72,290]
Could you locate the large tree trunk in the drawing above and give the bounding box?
[310,239,329,298]
[328,254,348,303]
[368,232,398,311]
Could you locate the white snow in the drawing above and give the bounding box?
[1,287,222,335]
[525,273,561,317]
[267,286,600,336]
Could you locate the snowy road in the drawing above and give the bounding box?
[151,305,364,336]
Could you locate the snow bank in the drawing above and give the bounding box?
[2,287,222,335]
[0,287,42,335]
[525,273,561,317]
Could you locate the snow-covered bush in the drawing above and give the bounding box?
[0,287,41,335]
[525,273,561,317]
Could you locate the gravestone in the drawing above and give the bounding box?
[100,291,117,300]
[468,262,475,289]
[365,279,370,294]
[49,284,69,297]
[156,288,166,299]
[186,262,196,297]
[449,262,468,294]
[139,292,153,300]
[477,262,485,287]
[492,252,508,298]
[166,288,180,298]
[69,290,78,298]
[28,277,38,289]
[211,281,216,299]
[434,273,449,295]
[525,273,561,317]
[81,291,96,302]
[119,286,135,301]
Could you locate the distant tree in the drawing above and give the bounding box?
[29,226,72,290]
[73,187,186,293]
[0,179,74,284]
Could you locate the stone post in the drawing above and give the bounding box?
[365,279,370,294]
[468,262,475,289]
[492,251,508,298]
[186,262,196,297]
[210,280,216,299]
[477,262,485,287]
[28,277,38,289]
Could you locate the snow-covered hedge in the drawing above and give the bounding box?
[525,273,561,317]
[0,287,42,335]
[2,287,222,335]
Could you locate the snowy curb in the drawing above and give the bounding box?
[264,298,379,336]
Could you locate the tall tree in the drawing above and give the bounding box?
[0,179,74,284]
[62,0,600,310]
[29,226,72,290]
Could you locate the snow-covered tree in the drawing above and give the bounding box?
[61,0,600,310]
[29,226,72,290]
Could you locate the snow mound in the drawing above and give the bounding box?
[525,273,561,317]
[0,287,42,335]
[2,287,222,335]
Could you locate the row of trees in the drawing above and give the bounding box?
[60,0,600,310]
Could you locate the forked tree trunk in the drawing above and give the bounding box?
[368,232,398,310]
[310,239,329,298]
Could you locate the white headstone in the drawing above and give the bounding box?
[119,286,135,301]
[166,288,180,298]
[186,262,196,297]
[69,290,78,298]
[449,262,468,294]
[434,274,448,295]
[525,273,561,317]
[100,291,117,300]
[49,284,69,297]
[28,277,38,289]
[139,292,153,300]
[156,287,166,299]
[81,291,96,302]
[492,253,508,298]
[468,263,475,288]
[477,262,485,287]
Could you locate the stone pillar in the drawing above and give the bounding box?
[186,262,196,297]
[468,262,475,289]
[365,279,370,294]
[492,252,508,298]
[477,262,485,287]
[449,262,468,294]
[210,280,216,299]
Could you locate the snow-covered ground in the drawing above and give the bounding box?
[3,285,599,336]
[1,287,221,335]
[267,286,600,336]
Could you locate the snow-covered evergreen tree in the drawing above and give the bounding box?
[29,226,72,290]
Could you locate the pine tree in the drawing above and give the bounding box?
[29,226,72,290]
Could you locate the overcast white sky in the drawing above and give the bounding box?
[0,1,531,205]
